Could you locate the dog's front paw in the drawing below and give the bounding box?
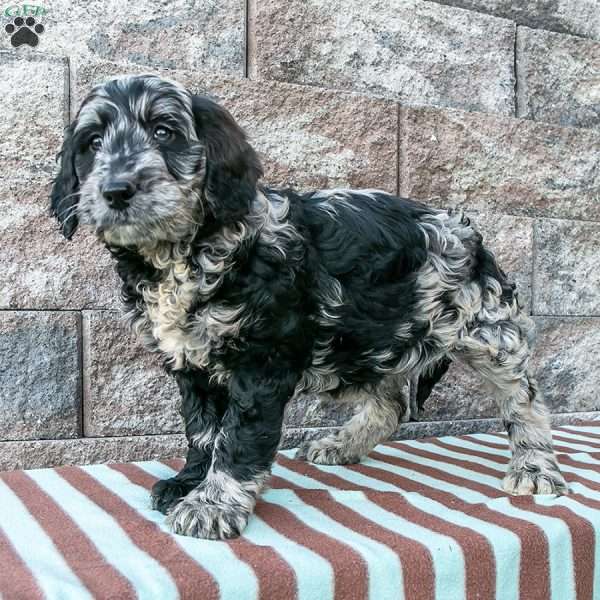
[167,493,250,539]
[503,453,569,495]
[151,477,195,514]
[165,471,263,539]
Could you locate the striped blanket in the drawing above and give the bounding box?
[2,424,600,600]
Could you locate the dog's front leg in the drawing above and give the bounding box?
[167,365,297,539]
[152,370,222,514]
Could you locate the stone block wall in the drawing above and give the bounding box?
[1,0,598,469]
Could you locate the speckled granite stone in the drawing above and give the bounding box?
[0,434,187,471]
[426,0,600,41]
[517,27,600,129]
[0,1,245,75]
[531,317,600,413]
[0,174,120,309]
[251,0,515,115]
[83,312,182,437]
[400,106,600,220]
[0,312,80,441]
[0,52,67,174]
[534,218,600,316]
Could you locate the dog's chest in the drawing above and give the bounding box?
[133,258,242,380]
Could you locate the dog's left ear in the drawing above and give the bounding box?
[50,122,80,239]
[191,95,263,223]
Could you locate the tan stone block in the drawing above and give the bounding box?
[400,106,600,220]
[0,174,120,309]
[251,0,515,115]
[517,27,600,129]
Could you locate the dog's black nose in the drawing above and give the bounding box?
[102,180,136,210]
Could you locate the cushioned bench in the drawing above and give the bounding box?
[2,424,599,600]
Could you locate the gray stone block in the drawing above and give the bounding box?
[0,434,187,471]
[532,317,600,413]
[534,218,600,316]
[394,416,503,439]
[517,27,600,129]
[0,1,245,75]
[251,0,516,115]
[400,105,600,220]
[426,0,600,41]
[83,311,182,436]
[0,311,80,441]
[284,411,600,450]
[396,410,600,439]
[73,60,399,191]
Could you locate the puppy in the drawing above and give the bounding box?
[50,74,568,539]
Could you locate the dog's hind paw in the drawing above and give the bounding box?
[295,438,361,465]
[502,453,569,495]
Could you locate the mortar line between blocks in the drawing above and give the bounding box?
[245,0,256,79]
[531,218,538,316]
[77,311,85,438]
[64,55,71,127]
[513,24,519,117]
[81,312,90,437]
[396,103,401,196]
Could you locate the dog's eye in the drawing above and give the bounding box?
[153,126,173,142]
[89,135,103,152]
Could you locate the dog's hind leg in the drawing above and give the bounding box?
[296,376,406,465]
[457,304,568,495]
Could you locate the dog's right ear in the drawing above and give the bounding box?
[50,122,80,239]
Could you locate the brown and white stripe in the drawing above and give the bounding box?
[2,423,600,599]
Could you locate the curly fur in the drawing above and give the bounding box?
[50,74,568,540]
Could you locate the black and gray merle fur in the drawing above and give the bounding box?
[50,74,568,540]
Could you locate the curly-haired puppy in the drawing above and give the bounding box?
[50,74,568,539]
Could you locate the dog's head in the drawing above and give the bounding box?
[50,74,263,245]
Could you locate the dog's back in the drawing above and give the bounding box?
[290,188,517,396]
